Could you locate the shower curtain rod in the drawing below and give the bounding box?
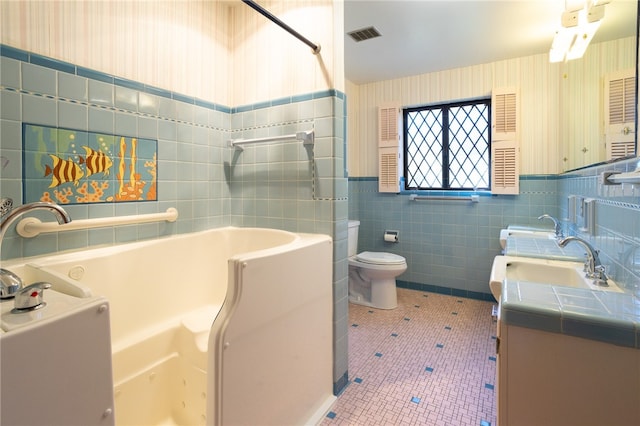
[241,0,321,54]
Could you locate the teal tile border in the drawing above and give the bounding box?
[2,44,344,115]
[113,76,145,92]
[348,175,561,198]
[231,89,342,113]
[77,66,114,84]
[348,177,378,181]
[30,53,75,74]
[397,280,494,302]
[350,174,562,182]
[519,174,561,181]
[1,44,29,61]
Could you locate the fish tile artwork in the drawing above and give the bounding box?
[23,124,157,204]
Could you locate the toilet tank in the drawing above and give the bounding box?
[347,220,360,257]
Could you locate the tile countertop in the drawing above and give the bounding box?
[504,236,586,261]
[501,280,640,349]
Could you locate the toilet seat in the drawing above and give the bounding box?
[355,251,406,265]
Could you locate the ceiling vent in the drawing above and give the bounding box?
[347,26,381,42]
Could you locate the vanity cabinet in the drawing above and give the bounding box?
[496,317,640,426]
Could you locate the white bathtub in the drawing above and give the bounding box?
[14,227,335,426]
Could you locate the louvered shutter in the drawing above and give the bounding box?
[378,104,400,192]
[605,69,636,160]
[491,88,520,194]
[492,140,519,194]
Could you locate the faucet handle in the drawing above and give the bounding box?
[593,265,608,281]
[13,282,52,312]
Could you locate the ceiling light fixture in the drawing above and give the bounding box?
[549,0,608,63]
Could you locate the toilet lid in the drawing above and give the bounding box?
[355,251,406,265]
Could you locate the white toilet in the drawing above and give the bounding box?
[347,220,407,309]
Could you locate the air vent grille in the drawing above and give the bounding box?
[348,26,381,42]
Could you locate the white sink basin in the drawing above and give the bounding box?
[489,255,624,301]
[499,228,557,249]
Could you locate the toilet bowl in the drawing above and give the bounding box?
[347,221,407,309]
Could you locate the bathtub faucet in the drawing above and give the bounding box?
[538,214,563,238]
[0,200,71,298]
[0,200,71,242]
[557,236,608,286]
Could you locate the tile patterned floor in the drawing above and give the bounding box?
[321,288,497,426]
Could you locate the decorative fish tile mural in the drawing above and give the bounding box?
[23,124,157,204]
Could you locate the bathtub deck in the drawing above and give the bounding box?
[321,288,497,426]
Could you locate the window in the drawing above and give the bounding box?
[403,99,491,190]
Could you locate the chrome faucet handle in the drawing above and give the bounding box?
[0,268,23,299]
[592,265,609,287]
[13,282,51,312]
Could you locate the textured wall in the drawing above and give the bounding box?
[1,0,233,105]
[1,0,344,107]
[346,37,635,177]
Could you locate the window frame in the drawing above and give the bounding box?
[402,98,492,191]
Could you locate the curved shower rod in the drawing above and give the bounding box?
[242,0,321,54]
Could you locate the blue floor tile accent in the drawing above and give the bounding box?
[326,411,336,419]
[485,383,494,390]
[480,421,491,426]
[332,288,497,424]
[489,356,496,362]
[491,335,497,340]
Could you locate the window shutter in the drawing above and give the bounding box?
[491,140,519,194]
[492,88,519,141]
[491,88,520,194]
[378,104,400,192]
[605,69,636,160]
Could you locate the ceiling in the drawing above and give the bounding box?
[344,0,638,84]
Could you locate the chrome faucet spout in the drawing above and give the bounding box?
[557,236,606,283]
[538,214,562,237]
[0,201,71,242]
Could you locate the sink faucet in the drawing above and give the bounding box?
[538,214,563,238]
[557,236,608,286]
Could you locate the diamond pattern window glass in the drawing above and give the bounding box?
[403,99,491,190]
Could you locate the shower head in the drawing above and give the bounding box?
[0,198,13,219]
